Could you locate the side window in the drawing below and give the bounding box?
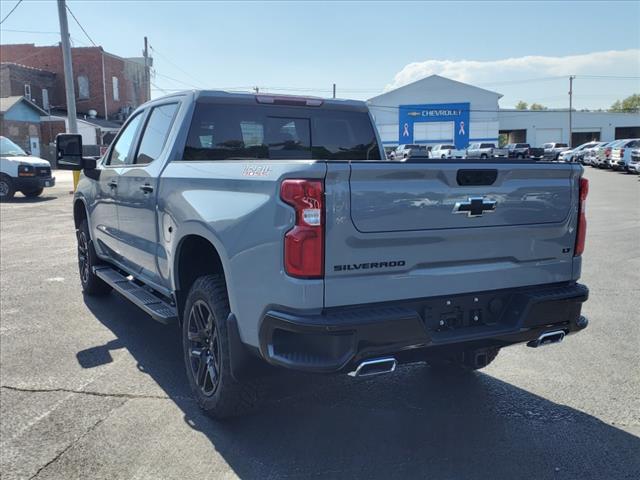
[112,77,120,101]
[134,103,179,165]
[106,113,144,166]
[77,75,90,100]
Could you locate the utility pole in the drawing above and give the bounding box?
[143,36,150,101]
[57,0,80,190]
[568,75,575,147]
[332,83,336,99]
[57,0,77,135]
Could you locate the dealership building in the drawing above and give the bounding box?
[368,75,640,149]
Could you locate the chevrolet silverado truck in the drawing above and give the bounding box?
[1,136,56,201]
[466,142,508,159]
[56,91,590,418]
[505,143,544,160]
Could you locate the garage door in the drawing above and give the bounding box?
[414,121,454,143]
[535,128,563,147]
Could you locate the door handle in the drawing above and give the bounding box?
[139,184,154,194]
[107,181,118,188]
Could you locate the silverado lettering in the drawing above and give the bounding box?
[334,261,406,272]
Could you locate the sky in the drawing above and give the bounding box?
[1,0,639,109]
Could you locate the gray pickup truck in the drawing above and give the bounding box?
[466,142,508,159]
[56,91,589,418]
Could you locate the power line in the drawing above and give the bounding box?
[148,44,206,88]
[65,4,97,46]
[0,28,59,34]
[0,0,23,25]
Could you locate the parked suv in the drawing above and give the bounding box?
[56,91,589,418]
[559,141,600,163]
[0,136,56,201]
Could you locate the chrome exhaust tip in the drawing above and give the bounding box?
[527,330,566,348]
[348,357,397,377]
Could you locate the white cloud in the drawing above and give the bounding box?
[384,49,640,92]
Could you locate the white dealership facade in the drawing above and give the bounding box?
[368,75,640,148]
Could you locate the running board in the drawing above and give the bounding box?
[93,266,177,324]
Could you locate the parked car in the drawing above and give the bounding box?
[56,90,590,418]
[559,142,600,163]
[505,143,544,159]
[580,142,605,166]
[390,144,429,160]
[594,140,624,168]
[0,136,56,201]
[627,148,640,174]
[610,139,640,171]
[466,142,508,159]
[429,144,466,159]
[542,142,570,161]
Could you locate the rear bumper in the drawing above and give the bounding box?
[258,282,589,373]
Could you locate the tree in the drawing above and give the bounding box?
[610,94,640,112]
[515,101,528,110]
[530,103,548,111]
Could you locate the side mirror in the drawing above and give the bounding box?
[56,134,94,170]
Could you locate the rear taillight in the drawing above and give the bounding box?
[605,147,611,158]
[280,179,324,278]
[620,148,625,157]
[574,177,589,256]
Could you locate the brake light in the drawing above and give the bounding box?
[620,148,625,157]
[605,147,611,158]
[574,177,589,256]
[280,179,324,278]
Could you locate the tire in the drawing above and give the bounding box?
[516,154,524,159]
[428,347,500,371]
[21,187,44,198]
[0,174,15,201]
[441,154,446,159]
[77,219,112,296]
[480,154,488,159]
[182,275,260,419]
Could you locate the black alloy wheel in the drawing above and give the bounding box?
[187,300,222,397]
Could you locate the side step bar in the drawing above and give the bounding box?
[93,267,177,324]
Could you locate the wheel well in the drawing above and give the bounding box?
[73,200,87,229]
[175,235,225,319]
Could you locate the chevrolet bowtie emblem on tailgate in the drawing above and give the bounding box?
[453,197,497,217]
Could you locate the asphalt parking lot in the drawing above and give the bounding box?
[1,168,638,480]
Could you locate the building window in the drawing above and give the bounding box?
[42,89,49,110]
[24,84,32,100]
[78,75,90,100]
[112,76,119,101]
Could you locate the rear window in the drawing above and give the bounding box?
[480,143,496,148]
[441,144,455,150]
[182,103,381,161]
[556,143,568,147]
[516,143,529,148]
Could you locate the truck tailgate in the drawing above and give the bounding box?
[324,162,581,308]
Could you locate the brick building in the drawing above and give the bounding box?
[0,63,57,111]
[0,43,150,121]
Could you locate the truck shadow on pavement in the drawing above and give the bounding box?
[81,294,640,480]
